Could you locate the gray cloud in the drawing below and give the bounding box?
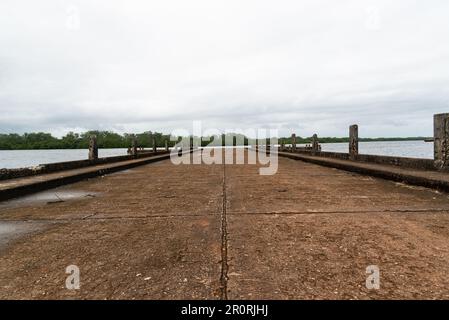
[1,0,449,137]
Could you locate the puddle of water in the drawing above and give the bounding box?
[0,221,44,250]
[0,190,98,209]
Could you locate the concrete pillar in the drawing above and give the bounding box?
[165,140,169,151]
[349,124,359,160]
[434,113,449,168]
[152,137,157,153]
[291,133,296,152]
[88,135,98,161]
[266,138,270,154]
[131,136,138,158]
[311,134,319,155]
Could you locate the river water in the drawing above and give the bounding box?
[320,140,433,159]
[0,148,129,169]
[0,141,433,169]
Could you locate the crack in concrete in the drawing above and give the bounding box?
[219,160,229,300]
[227,208,449,215]
[0,213,218,223]
[2,208,448,224]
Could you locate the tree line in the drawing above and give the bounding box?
[0,131,430,150]
[0,131,173,150]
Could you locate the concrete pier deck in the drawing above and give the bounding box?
[1,150,449,299]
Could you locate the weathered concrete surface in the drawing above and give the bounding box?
[291,133,296,152]
[434,113,449,168]
[349,124,358,160]
[88,135,98,161]
[0,221,45,251]
[1,150,449,299]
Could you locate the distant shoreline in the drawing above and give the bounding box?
[0,131,432,150]
[0,137,432,151]
[298,137,431,144]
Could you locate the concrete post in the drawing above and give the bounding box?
[131,136,138,158]
[311,134,319,155]
[178,137,183,156]
[291,133,296,152]
[165,140,169,151]
[281,140,285,152]
[88,135,98,161]
[349,124,358,160]
[266,138,270,154]
[434,113,449,169]
[152,137,157,153]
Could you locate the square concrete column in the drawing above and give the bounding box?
[291,133,296,152]
[349,124,359,160]
[311,134,319,155]
[131,136,138,158]
[266,138,270,154]
[88,135,98,161]
[434,113,449,168]
[152,137,157,153]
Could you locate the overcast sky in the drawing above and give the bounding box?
[1,0,449,138]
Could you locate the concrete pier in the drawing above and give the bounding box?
[2,149,449,299]
[2,113,449,300]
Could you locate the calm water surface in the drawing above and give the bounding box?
[320,140,433,159]
[0,141,433,169]
[0,148,128,169]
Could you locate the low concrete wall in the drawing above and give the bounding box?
[279,151,449,193]
[354,153,435,170]
[0,151,168,181]
[0,153,172,202]
[289,150,435,171]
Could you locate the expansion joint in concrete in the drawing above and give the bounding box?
[219,161,229,300]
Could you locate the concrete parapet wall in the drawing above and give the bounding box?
[0,151,168,181]
[354,153,435,170]
[279,151,449,193]
[291,150,435,171]
[250,146,436,171]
